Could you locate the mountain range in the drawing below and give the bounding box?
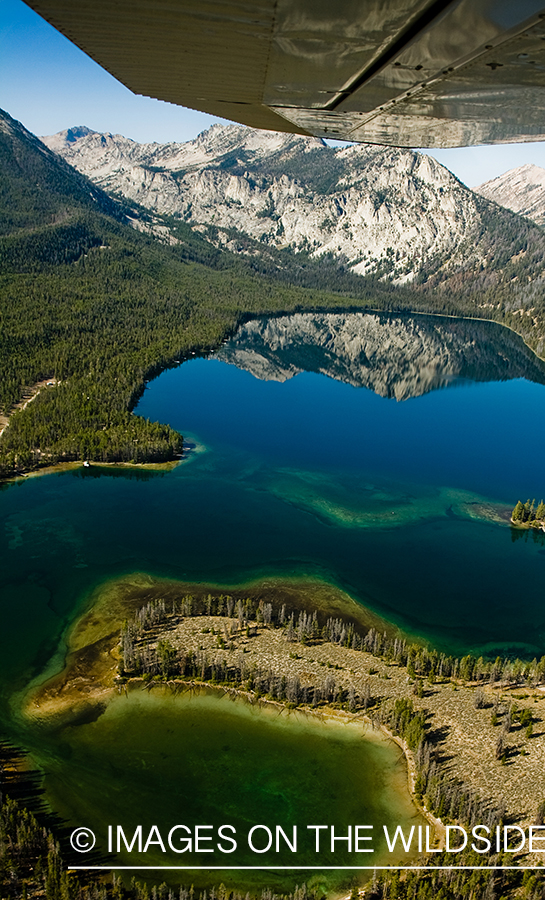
[42,124,478,285]
[42,124,532,284]
[41,121,545,357]
[4,103,545,473]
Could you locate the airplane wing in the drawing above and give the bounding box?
[23,0,545,147]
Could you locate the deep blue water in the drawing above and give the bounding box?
[2,313,545,719]
[141,356,544,501]
[2,311,545,888]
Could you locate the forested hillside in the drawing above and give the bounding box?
[3,106,545,477]
[44,122,545,358]
[0,109,411,477]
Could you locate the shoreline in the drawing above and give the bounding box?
[23,573,545,856]
[0,435,206,485]
[22,571,401,710]
[1,456,185,485]
[510,516,545,532]
[3,306,545,484]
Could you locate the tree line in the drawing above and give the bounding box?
[119,593,545,691]
[118,594,545,825]
[366,850,540,900]
[512,498,545,527]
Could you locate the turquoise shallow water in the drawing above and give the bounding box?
[2,315,545,702]
[2,311,545,887]
[33,690,423,891]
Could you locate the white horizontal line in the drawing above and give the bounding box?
[68,866,545,871]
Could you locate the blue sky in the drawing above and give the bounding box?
[2,0,545,187]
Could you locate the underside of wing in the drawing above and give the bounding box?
[23,0,545,147]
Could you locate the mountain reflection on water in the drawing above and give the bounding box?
[215,311,545,400]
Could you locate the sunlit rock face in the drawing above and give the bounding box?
[42,123,484,284]
[476,164,545,227]
[215,312,545,400]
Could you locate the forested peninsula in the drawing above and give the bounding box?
[14,574,545,900]
[3,106,545,477]
[0,111,340,475]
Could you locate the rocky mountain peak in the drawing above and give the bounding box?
[38,119,545,333]
[475,163,545,226]
[41,121,483,284]
[191,122,323,160]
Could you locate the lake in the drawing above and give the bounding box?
[2,309,545,888]
[35,689,424,891]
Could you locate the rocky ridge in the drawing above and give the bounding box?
[476,163,545,227]
[42,123,488,284]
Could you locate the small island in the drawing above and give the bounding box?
[511,498,545,529]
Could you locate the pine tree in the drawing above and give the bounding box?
[512,500,524,521]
